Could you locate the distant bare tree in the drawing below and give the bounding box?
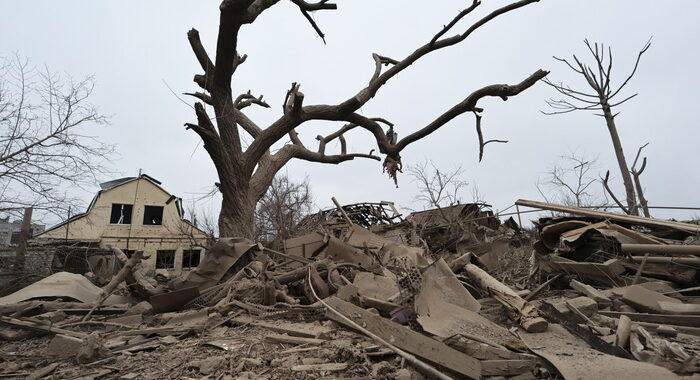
[177,203,218,249]
[543,38,652,215]
[536,153,599,208]
[254,174,313,248]
[408,160,468,212]
[0,54,113,220]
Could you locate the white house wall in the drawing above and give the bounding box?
[37,178,208,273]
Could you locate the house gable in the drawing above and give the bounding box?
[37,175,206,240]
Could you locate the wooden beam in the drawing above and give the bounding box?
[516,199,700,233]
[622,244,700,256]
[0,316,87,339]
[599,311,700,327]
[324,296,481,379]
[464,264,547,332]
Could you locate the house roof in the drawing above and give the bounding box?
[36,173,204,237]
[99,174,162,190]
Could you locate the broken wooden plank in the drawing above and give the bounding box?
[264,333,325,346]
[622,244,700,256]
[324,296,481,379]
[657,302,700,315]
[116,327,191,336]
[149,287,200,314]
[548,257,625,285]
[442,336,532,360]
[559,221,609,239]
[621,285,681,314]
[519,323,678,380]
[538,301,631,359]
[26,363,59,380]
[464,264,547,332]
[631,256,700,265]
[480,359,535,376]
[0,316,87,339]
[599,311,700,327]
[291,363,349,372]
[605,224,666,244]
[83,250,144,321]
[516,199,700,233]
[569,279,612,306]
[232,316,331,339]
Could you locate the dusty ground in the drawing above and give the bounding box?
[0,314,426,380]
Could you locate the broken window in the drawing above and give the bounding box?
[181,249,201,269]
[155,250,175,269]
[110,204,133,224]
[143,206,164,225]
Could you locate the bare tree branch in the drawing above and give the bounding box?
[0,54,114,220]
[601,170,629,214]
[186,0,546,237]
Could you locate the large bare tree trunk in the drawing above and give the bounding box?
[219,183,255,238]
[185,1,547,239]
[601,103,638,215]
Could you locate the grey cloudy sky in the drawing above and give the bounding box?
[2,0,699,226]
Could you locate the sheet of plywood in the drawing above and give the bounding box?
[519,324,678,380]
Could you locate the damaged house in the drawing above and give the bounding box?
[35,174,209,274]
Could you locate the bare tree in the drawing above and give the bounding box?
[183,0,548,238]
[0,54,113,220]
[408,160,468,212]
[177,202,218,249]
[536,153,599,208]
[542,38,652,215]
[254,174,313,249]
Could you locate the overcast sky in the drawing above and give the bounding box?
[2,0,699,227]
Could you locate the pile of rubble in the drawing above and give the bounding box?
[1,199,699,379]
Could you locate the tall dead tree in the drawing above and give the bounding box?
[543,38,652,215]
[184,0,548,238]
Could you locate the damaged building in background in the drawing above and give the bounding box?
[0,217,44,247]
[34,174,209,275]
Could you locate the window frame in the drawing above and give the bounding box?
[142,205,164,226]
[181,249,201,269]
[109,203,134,225]
[155,249,176,269]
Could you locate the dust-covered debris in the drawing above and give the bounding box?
[2,198,700,379]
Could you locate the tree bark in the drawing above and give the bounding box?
[219,185,255,238]
[185,1,546,240]
[601,103,638,215]
[633,169,650,217]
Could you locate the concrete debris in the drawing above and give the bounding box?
[2,198,700,379]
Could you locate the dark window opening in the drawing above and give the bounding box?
[156,250,175,269]
[110,204,133,224]
[123,249,136,258]
[143,206,164,225]
[181,249,201,268]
